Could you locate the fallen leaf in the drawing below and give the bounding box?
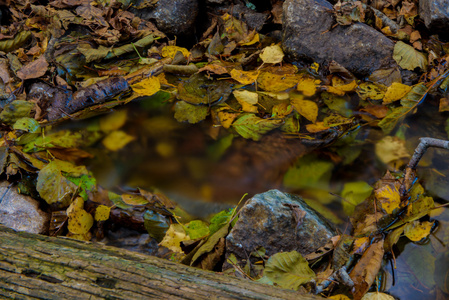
[99,109,128,132]
[174,101,209,124]
[404,220,433,242]
[361,292,395,300]
[67,197,93,235]
[231,113,283,141]
[233,90,258,113]
[161,46,190,58]
[102,130,135,151]
[131,76,160,96]
[258,251,315,290]
[159,223,190,253]
[95,205,111,221]
[230,69,259,85]
[375,136,410,165]
[257,72,299,92]
[341,181,373,216]
[393,41,428,71]
[383,82,412,104]
[17,56,48,80]
[259,44,284,64]
[290,95,318,123]
[375,185,401,214]
[297,76,321,96]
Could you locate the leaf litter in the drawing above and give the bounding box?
[0,0,448,299]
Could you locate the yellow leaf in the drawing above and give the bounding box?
[327,78,358,95]
[239,32,259,46]
[95,205,111,221]
[323,114,353,126]
[310,62,319,73]
[352,237,370,255]
[306,122,329,133]
[67,197,93,235]
[439,97,449,112]
[259,44,284,64]
[131,76,160,96]
[257,72,299,92]
[375,136,410,165]
[217,111,238,129]
[161,46,190,58]
[383,82,412,104]
[159,223,190,253]
[102,130,135,151]
[121,194,149,205]
[233,90,258,113]
[260,91,290,100]
[230,69,259,85]
[330,295,351,300]
[375,185,401,214]
[404,220,433,241]
[357,82,386,100]
[361,292,395,300]
[290,96,318,123]
[99,109,128,132]
[297,76,321,96]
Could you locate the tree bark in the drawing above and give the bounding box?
[0,225,322,299]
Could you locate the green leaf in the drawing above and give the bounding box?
[66,173,97,201]
[341,181,373,216]
[191,222,230,265]
[185,220,210,239]
[322,92,353,117]
[209,208,235,235]
[232,113,283,141]
[174,101,209,124]
[13,117,41,133]
[393,41,428,71]
[23,129,102,152]
[177,73,233,105]
[143,209,170,242]
[400,83,427,108]
[207,134,234,161]
[36,160,79,207]
[283,155,334,189]
[0,31,32,52]
[0,100,35,125]
[259,251,315,290]
[378,106,410,134]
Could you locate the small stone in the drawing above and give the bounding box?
[0,182,49,234]
[225,189,336,270]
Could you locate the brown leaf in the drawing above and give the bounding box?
[193,237,226,270]
[349,239,385,300]
[17,56,48,80]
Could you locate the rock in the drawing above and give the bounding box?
[131,0,198,37]
[282,0,397,76]
[0,182,49,234]
[225,189,336,270]
[419,0,449,40]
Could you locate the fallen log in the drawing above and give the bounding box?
[0,225,322,299]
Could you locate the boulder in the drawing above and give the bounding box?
[225,189,336,270]
[282,0,397,76]
[419,0,449,40]
[131,0,199,37]
[0,182,49,234]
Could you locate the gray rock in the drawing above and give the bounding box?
[0,182,49,234]
[225,189,336,269]
[131,0,198,36]
[282,0,397,76]
[419,0,449,40]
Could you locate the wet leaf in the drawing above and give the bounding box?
[161,46,190,58]
[191,222,230,265]
[384,225,404,251]
[99,109,128,132]
[0,100,35,125]
[361,292,395,300]
[233,90,258,113]
[216,110,238,129]
[368,68,402,86]
[174,101,209,124]
[259,44,284,64]
[23,130,102,153]
[393,41,428,71]
[296,76,321,96]
[283,155,334,189]
[357,82,386,101]
[259,251,315,290]
[177,73,233,105]
[290,95,318,123]
[131,76,160,96]
[404,220,433,242]
[13,117,40,133]
[349,240,384,300]
[375,185,401,214]
[143,209,170,242]
[94,205,111,221]
[322,92,352,117]
[341,181,373,216]
[257,72,299,92]
[160,223,190,253]
[230,69,259,85]
[185,220,210,239]
[378,106,410,134]
[36,160,82,207]
[404,245,435,288]
[67,197,93,235]
[102,130,135,151]
[231,113,283,141]
[383,82,412,104]
[375,136,410,165]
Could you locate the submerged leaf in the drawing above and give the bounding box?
[102,130,135,151]
[378,106,410,134]
[259,251,315,290]
[232,113,283,141]
[341,181,373,216]
[0,100,35,125]
[393,41,428,71]
[174,101,209,124]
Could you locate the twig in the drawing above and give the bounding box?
[400,137,449,195]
